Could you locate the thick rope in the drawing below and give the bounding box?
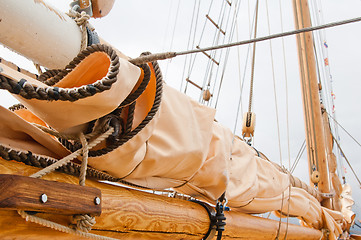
[32,123,79,140]
[247,0,259,122]
[79,132,89,186]
[19,127,113,238]
[34,63,43,75]
[0,44,120,102]
[72,214,95,233]
[30,128,113,179]
[17,210,118,240]
[88,59,163,157]
[67,10,91,51]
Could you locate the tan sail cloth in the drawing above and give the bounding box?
[0,54,347,239]
[0,106,70,159]
[2,49,140,133]
[341,184,356,224]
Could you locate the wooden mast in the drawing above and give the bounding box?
[292,0,331,208]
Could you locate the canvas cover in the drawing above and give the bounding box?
[0,50,350,239]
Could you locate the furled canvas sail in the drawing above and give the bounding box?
[0,46,348,238]
[0,0,357,239]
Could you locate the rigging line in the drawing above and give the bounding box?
[326,112,361,148]
[310,1,332,114]
[355,222,361,229]
[161,1,175,52]
[196,0,215,48]
[290,140,306,174]
[184,0,202,94]
[199,0,228,103]
[235,22,243,115]
[164,0,181,79]
[208,0,235,107]
[168,0,181,52]
[202,0,234,106]
[247,0,259,117]
[213,0,242,108]
[130,16,361,65]
[266,0,283,165]
[310,0,346,179]
[333,135,361,186]
[310,2,332,115]
[231,1,258,138]
[184,0,214,94]
[180,0,199,92]
[278,0,291,170]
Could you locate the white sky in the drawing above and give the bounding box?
[1,0,360,229]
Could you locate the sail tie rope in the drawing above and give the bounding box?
[16,126,117,239]
[215,193,227,240]
[191,193,228,240]
[67,10,92,51]
[29,128,113,179]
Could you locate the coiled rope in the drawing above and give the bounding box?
[0,44,120,102]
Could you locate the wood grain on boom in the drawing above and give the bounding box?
[0,159,323,239]
[0,174,101,215]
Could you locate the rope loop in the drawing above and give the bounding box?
[73,55,164,158]
[0,44,120,102]
[215,193,228,240]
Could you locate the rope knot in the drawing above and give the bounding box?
[73,11,91,27]
[71,214,96,232]
[66,10,91,50]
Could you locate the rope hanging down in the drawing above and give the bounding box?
[130,16,361,65]
[247,0,259,124]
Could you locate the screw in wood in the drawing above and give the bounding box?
[94,197,101,205]
[40,193,48,203]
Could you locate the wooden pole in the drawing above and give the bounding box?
[292,0,331,208]
[0,159,323,240]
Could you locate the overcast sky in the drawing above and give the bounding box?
[1,0,360,230]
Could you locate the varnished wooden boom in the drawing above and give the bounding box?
[0,159,323,240]
[0,174,101,215]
